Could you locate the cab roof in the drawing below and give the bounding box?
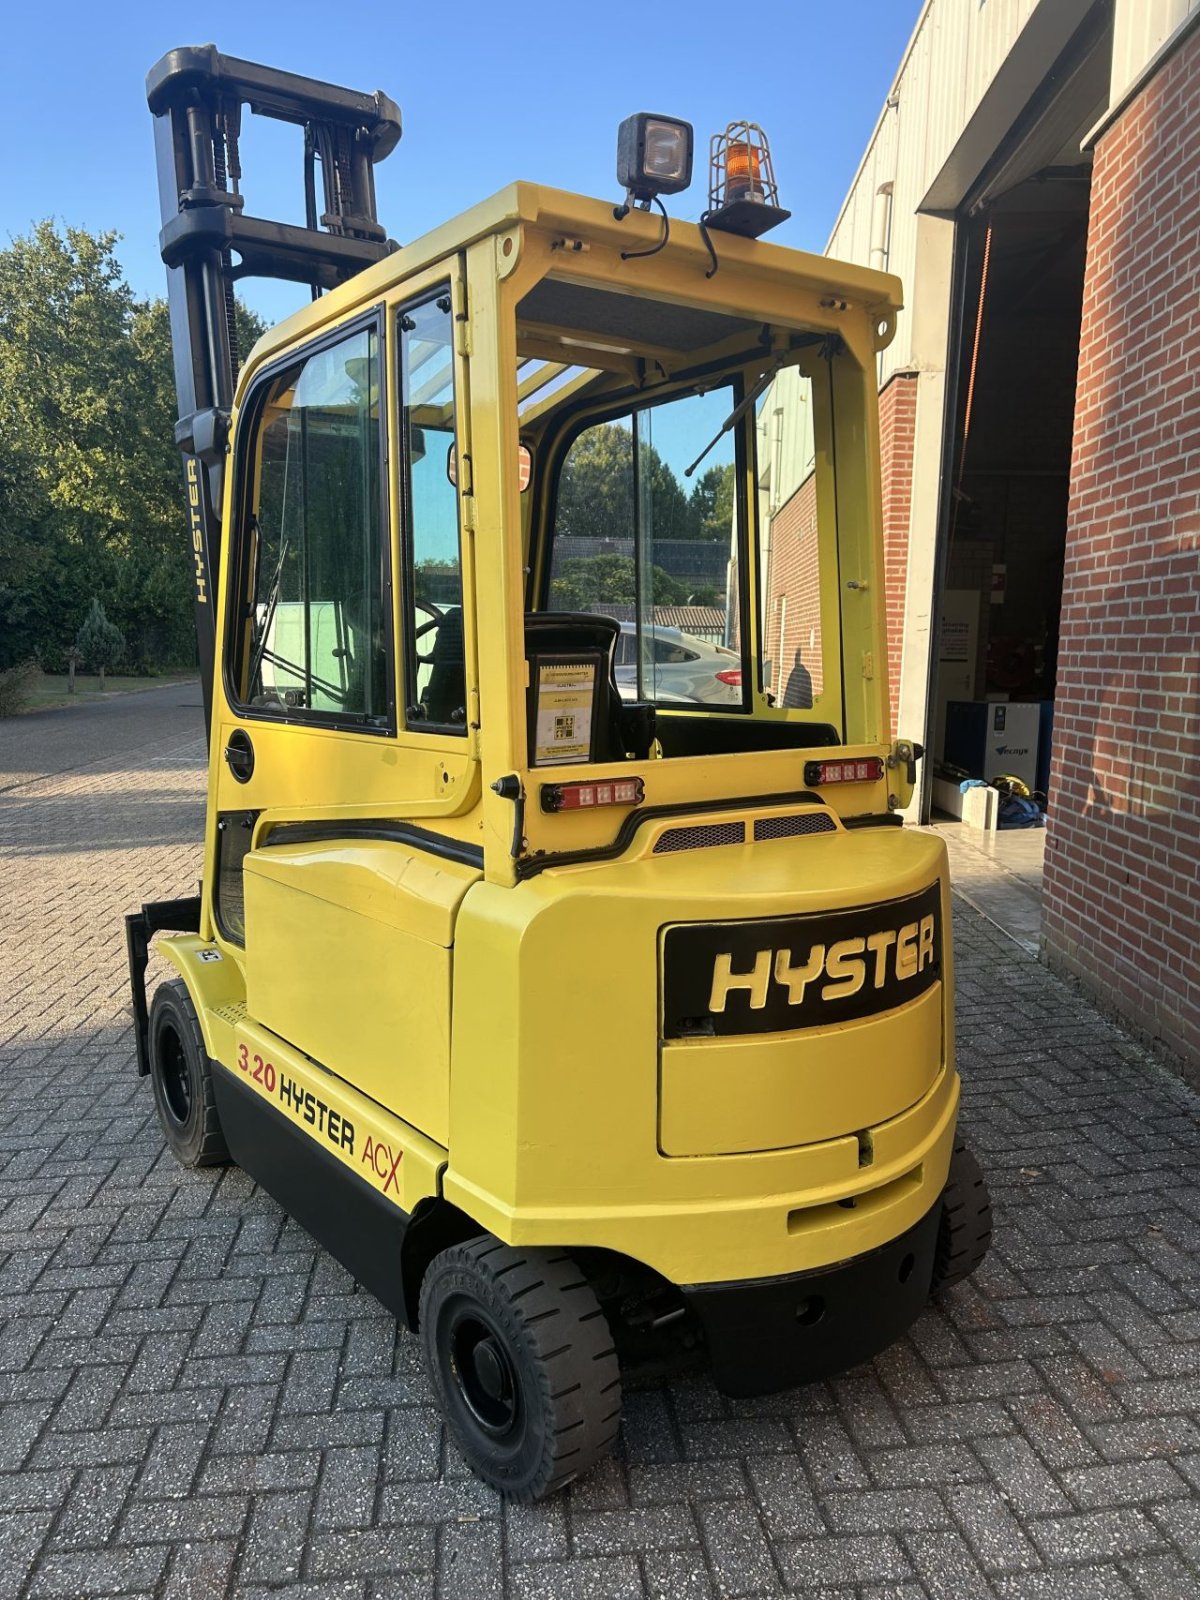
[241,182,904,386]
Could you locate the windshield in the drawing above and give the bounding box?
[547,385,744,709]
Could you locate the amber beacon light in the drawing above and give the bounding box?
[706,121,791,238]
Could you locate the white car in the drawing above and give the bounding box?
[613,622,742,706]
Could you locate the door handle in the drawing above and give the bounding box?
[224,729,255,784]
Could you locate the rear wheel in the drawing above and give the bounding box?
[419,1238,621,1501]
[147,979,229,1169]
[931,1141,992,1292]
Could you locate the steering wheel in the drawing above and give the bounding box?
[412,599,446,667]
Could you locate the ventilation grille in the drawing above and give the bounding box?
[653,821,747,854]
[753,812,836,841]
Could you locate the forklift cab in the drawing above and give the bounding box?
[216,193,901,835]
[133,53,991,1503]
[203,193,914,1131]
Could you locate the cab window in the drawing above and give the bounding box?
[547,385,745,710]
[754,368,828,712]
[231,319,390,725]
[399,293,467,733]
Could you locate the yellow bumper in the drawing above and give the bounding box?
[446,1064,958,1286]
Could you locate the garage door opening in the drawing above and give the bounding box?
[930,174,1090,822]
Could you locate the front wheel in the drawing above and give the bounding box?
[419,1239,621,1500]
[931,1141,992,1292]
[147,979,229,1169]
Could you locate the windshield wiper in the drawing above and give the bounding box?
[683,365,780,479]
[249,534,290,692]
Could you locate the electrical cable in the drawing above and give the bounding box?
[698,212,720,279]
[620,197,670,261]
[951,222,993,538]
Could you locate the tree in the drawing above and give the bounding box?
[0,428,53,666]
[646,566,691,605]
[76,599,125,685]
[555,423,634,543]
[0,225,125,667]
[643,451,698,542]
[0,222,266,672]
[549,554,688,612]
[555,421,702,544]
[689,463,735,542]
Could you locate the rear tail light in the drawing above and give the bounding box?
[715,669,742,686]
[541,777,646,813]
[803,757,885,786]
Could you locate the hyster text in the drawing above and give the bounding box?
[709,912,937,1013]
[277,1072,356,1155]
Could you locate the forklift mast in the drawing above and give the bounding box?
[146,46,402,735]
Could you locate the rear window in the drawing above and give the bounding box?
[547,386,743,710]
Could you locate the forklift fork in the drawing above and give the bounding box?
[124,896,202,1076]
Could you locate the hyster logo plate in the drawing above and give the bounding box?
[662,883,941,1038]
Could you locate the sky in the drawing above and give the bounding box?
[1,0,921,326]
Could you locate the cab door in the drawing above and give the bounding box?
[208,281,479,1144]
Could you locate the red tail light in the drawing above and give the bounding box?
[803,757,885,786]
[715,669,742,686]
[541,777,646,813]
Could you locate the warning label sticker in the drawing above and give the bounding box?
[534,662,595,765]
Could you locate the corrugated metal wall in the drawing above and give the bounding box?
[1110,0,1199,98]
[764,0,1200,565]
[826,0,1042,388]
[755,367,815,517]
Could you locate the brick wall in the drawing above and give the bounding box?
[764,475,823,705]
[879,373,918,735]
[1043,24,1200,1080]
[762,371,917,719]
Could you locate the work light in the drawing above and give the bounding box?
[706,121,790,238]
[616,113,694,205]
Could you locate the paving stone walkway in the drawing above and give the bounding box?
[926,826,1044,958]
[1,697,1199,1599]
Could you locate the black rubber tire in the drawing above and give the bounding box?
[931,1141,992,1293]
[419,1238,621,1501]
[147,979,229,1169]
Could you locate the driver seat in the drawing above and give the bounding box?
[523,612,653,764]
[419,609,654,760]
[420,607,466,725]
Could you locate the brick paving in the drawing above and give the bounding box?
[0,682,205,794]
[1,696,1199,1599]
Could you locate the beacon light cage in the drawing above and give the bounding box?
[706,120,791,238]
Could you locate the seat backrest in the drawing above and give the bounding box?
[524,612,637,766]
[420,608,654,758]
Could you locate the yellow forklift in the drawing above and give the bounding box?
[128,48,991,1500]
